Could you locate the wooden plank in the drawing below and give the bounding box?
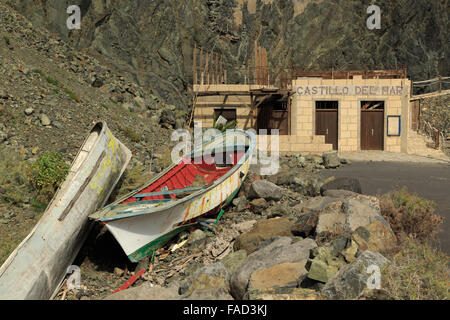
[193,45,197,85]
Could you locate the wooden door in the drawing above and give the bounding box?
[316,110,338,150]
[361,110,384,150]
[411,100,420,131]
[270,110,289,135]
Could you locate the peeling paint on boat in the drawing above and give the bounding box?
[0,122,131,300]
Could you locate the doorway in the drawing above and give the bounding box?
[256,95,289,135]
[315,101,338,150]
[361,101,384,150]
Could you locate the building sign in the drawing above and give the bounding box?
[387,116,401,136]
[295,85,405,96]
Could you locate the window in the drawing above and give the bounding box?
[214,109,236,123]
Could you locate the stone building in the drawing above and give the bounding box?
[192,68,411,155]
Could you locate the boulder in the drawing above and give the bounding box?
[291,211,320,237]
[221,250,247,272]
[321,177,362,195]
[300,196,338,214]
[315,195,390,238]
[322,151,340,169]
[234,218,294,254]
[248,261,308,292]
[232,195,248,212]
[321,251,389,300]
[343,197,390,232]
[230,237,317,299]
[290,176,323,196]
[248,180,284,201]
[265,203,290,218]
[323,189,359,199]
[249,198,268,214]
[306,237,350,283]
[315,201,347,236]
[105,283,180,300]
[351,221,397,253]
[180,262,233,300]
[248,287,324,300]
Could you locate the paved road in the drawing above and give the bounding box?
[321,161,450,255]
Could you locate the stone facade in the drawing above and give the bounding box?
[193,76,411,155]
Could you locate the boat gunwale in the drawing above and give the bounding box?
[92,129,257,222]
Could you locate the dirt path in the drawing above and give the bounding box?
[321,161,450,255]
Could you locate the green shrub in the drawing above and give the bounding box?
[0,148,29,204]
[379,239,449,300]
[213,113,237,132]
[3,36,10,46]
[28,151,69,202]
[379,188,443,243]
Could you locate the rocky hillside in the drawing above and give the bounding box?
[0,2,182,266]
[7,0,449,110]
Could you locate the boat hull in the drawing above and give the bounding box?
[0,122,131,300]
[96,130,256,262]
[107,163,248,262]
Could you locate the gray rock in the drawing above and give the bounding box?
[105,283,180,300]
[300,196,338,214]
[221,250,247,272]
[232,196,248,212]
[187,229,206,247]
[322,251,389,300]
[323,189,359,199]
[248,180,284,201]
[343,197,390,232]
[322,151,340,169]
[39,114,51,126]
[24,108,34,115]
[180,262,233,300]
[231,237,317,299]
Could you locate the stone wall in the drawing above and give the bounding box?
[292,76,411,152]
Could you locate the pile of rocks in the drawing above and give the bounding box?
[102,163,397,301]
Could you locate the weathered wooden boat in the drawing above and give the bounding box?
[0,122,131,300]
[89,129,257,263]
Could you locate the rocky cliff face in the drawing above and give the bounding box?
[7,0,449,109]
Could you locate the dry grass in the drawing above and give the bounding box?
[0,147,29,205]
[379,187,443,244]
[378,239,449,300]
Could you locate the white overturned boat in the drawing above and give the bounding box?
[90,129,257,263]
[0,122,131,300]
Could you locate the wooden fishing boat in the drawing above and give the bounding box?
[89,129,257,262]
[0,122,131,300]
